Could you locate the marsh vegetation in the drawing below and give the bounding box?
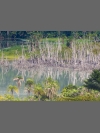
[0,31,100,101]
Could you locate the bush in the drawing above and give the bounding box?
[61,84,80,97]
[0,95,6,101]
[56,95,100,101]
[84,69,100,91]
[4,94,15,101]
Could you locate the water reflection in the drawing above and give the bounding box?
[0,39,93,97]
[0,64,91,96]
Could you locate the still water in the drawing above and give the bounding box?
[0,39,92,97]
[0,65,91,97]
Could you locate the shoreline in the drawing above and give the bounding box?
[0,58,97,72]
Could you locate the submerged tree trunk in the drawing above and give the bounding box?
[30,41,33,51]
[38,95,41,101]
[11,90,13,96]
[28,90,30,96]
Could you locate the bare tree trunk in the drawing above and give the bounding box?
[31,41,33,51]
[11,90,13,96]
[28,90,30,96]
[38,95,41,101]
[7,31,9,38]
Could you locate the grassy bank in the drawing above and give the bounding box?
[0,37,99,61]
[0,93,100,101]
[0,45,30,60]
[0,37,66,60]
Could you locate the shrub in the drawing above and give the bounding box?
[61,84,80,97]
[84,69,100,91]
[0,95,6,101]
[56,95,100,101]
[4,94,15,101]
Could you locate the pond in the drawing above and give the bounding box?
[0,65,91,97]
[0,39,93,97]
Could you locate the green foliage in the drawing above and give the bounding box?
[0,95,6,101]
[7,85,19,95]
[56,93,100,101]
[84,69,100,91]
[1,70,100,101]
[0,45,30,60]
[65,84,78,89]
[1,31,100,39]
[17,76,23,79]
[25,79,34,87]
[61,84,80,97]
[34,84,46,100]
[25,78,34,95]
[23,96,35,101]
[43,77,60,100]
[44,77,59,90]
[4,94,15,101]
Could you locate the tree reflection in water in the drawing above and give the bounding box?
[0,63,91,97]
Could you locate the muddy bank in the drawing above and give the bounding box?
[0,56,99,72]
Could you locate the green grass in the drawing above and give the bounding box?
[75,38,91,43]
[41,38,59,42]
[0,45,30,60]
[0,37,98,61]
[41,37,68,43]
[0,94,100,101]
[0,38,67,60]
